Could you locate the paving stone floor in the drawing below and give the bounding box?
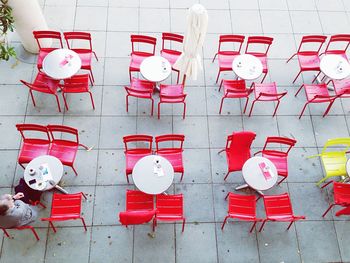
[1,0,350,262]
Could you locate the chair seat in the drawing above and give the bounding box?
[223,85,249,98]
[321,152,347,177]
[125,151,152,174]
[253,83,278,101]
[62,75,90,93]
[304,84,330,102]
[119,210,155,225]
[333,79,350,97]
[155,214,184,221]
[74,51,92,68]
[160,85,184,96]
[218,52,240,70]
[18,140,50,164]
[157,150,184,173]
[227,151,250,172]
[297,52,321,70]
[37,48,57,69]
[49,143,78,165]
[267,214,295,221]
[129,52,153,70]
[161,50,181,66]
[227,212,257,221]
[262,152,288,177]
[33,72,61,94]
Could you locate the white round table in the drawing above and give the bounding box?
[140,56,172,82]
[24,155,64,191]
[241,156,278,191]
[132,155,174,195]
[232,54,263,80]
[320,54,350,80]
[42,49,82,80]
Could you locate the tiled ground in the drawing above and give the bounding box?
[1,0,350,262]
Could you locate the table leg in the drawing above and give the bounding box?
[256,190,264,196]
[335,206,350,216]
[235,184,249,190]
[54,185,69,194]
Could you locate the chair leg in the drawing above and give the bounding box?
[29,90,36,107]
[215,70,221,84]
[223,171,230,181]
[80,217,87,231]
[292,71,302,84]
[224,192,230,201]
[277,176,287,185]
[243,97,249,114]
[248,100,257,117]
[219,97,225,114]
[54,94,61,112]
[219,79,224,91]
[182,218,186,232]
[182,102,186,119]
[71,165,78,176]
[62,92,69,110]
[286,221,294,230]
[258,220,267,232]
[150,98,154,116]
[180,172,184,181]
[312,71,321,83]
[286,54,296,63]
[30,227,40,241]
[2,228,10,238]
[260,72,267,83]
[221,216,229,230]
[19,163,25,169]
[88,91,95,110]
[93,51,98,61]
[89,69,95,84]
[320,180,333,189]
[126,95,129,112]
[294,84,304,97]
[322,204,335,217]
[152,218,156,232]
[126,173,130,184]
[176,71,180,84]
[38,201,46,209]
[323,101,335,117]
[129,71,132,82]
[157,102,161,119]
[212,53,218,63]
[272,100,281,117]
[49,221,57,233]
[316,177,328,187]
[298,102,309,119]
[249,221,257,233]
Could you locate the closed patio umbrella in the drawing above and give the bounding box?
[173,4,208,81]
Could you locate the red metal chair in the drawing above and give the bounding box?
[153,194,185,232]
[20,72,62,112]
[125,77,155,116]
[286,35,327,83]
[259,193,305,232]
[63,32,98,85]
[61,74,95,110]
[2,225,40,241]
[295,83,338,119]
[155,134,185,181]
[41,192,87,232]
[161,33,184,84]
[119,190,155,226]
[328,79,350,98]
[248,82,287,117]
[221,193,262,232]
[16,124,51,168]
[254,137,297,185]
[219,79,251,114]
[322,182,350,217]
[213,35,245,84]
[321,34,350,59]
[219,131,256,181]
[129,35,157,81]
[33,30,63,70]
[245,36,274,83]
[47,125,91,176]
[158,84,187,119]
[123,135,153,183]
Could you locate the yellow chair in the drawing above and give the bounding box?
[308,138,350,188]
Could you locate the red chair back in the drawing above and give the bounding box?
[130,77,155,90]
[227,131,256,155]
[50,192,83,218]
[47,125,79,145]
[123,134,153,154]
[262,136,297,156]
[62,74,89,92]
[131,35,157,55]
[162,32,183,50]
[296,35,327,53]
[324,34,350,54]
[63,31,93,51]
[228,193,257,218]
[33,30,63,49]
[156,194,184,217]
[16,123,50,143]
[155,134,185,153]
[218,34,245,53]
[245,36,274,55]
[263,193,294,218]
[333,182,350,204]
[126,190,154,211]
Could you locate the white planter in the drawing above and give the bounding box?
[8,0,50,54]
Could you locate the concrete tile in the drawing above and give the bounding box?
[315,0,345,11]
[259,0,288,9]
[182,148,212,183]
[206,86,243,116]
[44,5,76,30]
[90,225,133,263]
[134,224,175,263]
[268,59,303,86]
[137,116,172,134]
[97,149,126,185]
[207,10,232,34]
[201,0,229,9]
[0,58,34,85]
[296,221,342,263]
[105,31,133,58]
[0,116,24,150]
[0,85,28,115]
[334,221,350,262]
[140,0,170,8]
[268,34,297,60]
[140,9,170,33]
[290,11,323,33]
[260,10,293,34]
[176,223,217,263]
[170,9,187,33]
[77,0,107,6]
[228,0,259,9]
[231,10,262,34]
[75,7,108,31]
[0,150,18,187]
[102,86,136,116]
[104,58,130,86]
[319,11,350,34]
[109,0,139,7]
[169,0,198,8]
[208,116,243,148]
[108,8,139,31]
[287,0,316,10]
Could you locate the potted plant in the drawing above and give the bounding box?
[0,0,15,60]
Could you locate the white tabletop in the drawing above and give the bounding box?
[232,54,263,80]
[132,155,174,195]
[242,156,278,191]
[140,56,172,82]
[42,49,82,80]
[320,54,350,80]
[24,155,64,191]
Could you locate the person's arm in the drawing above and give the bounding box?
[13,193,24,200]
[0,194,12,201]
